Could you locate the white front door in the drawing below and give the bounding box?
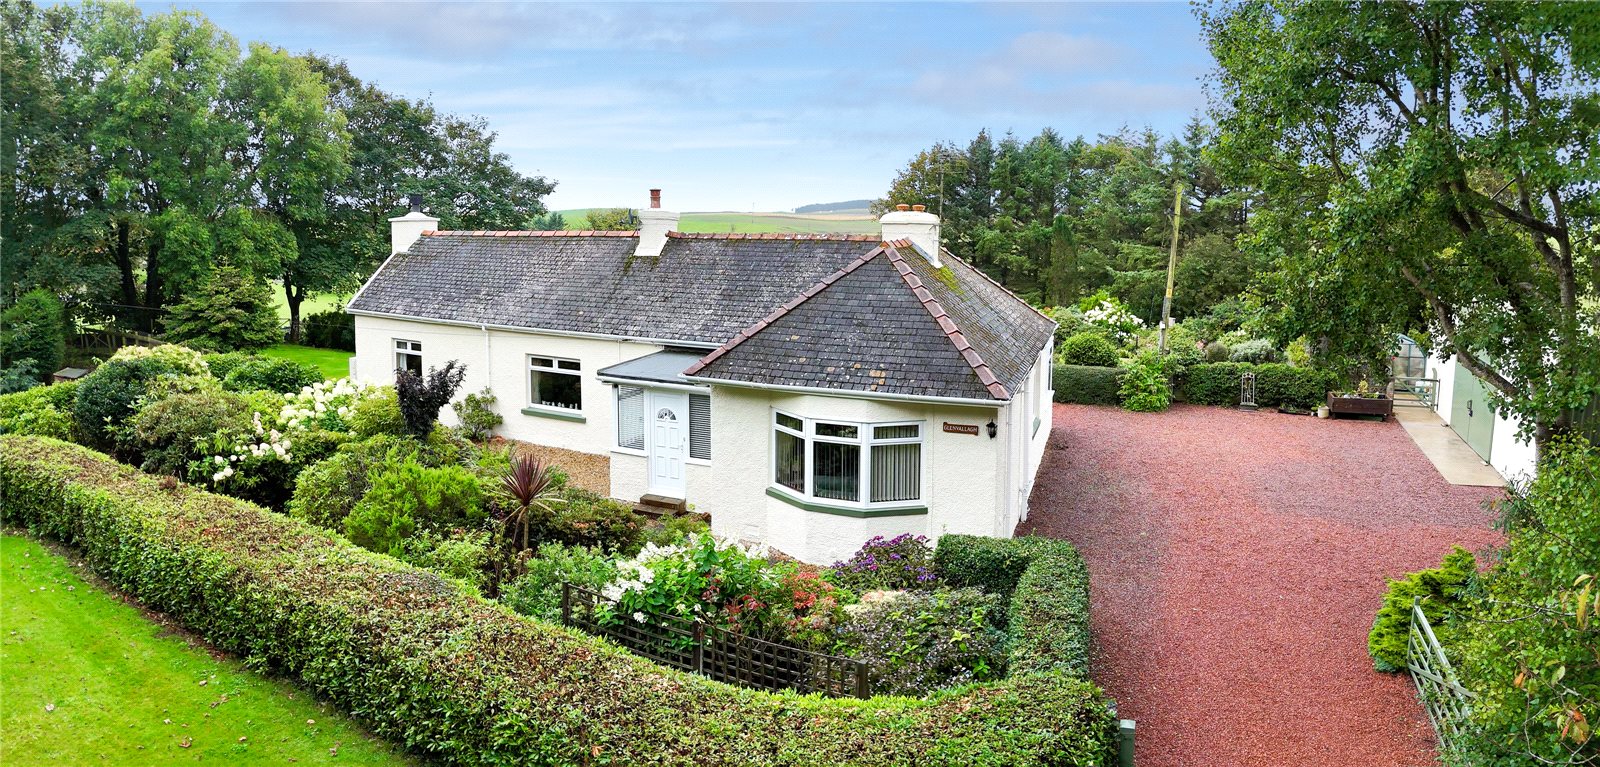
[647,390,689,498]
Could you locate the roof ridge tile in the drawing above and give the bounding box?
[882,243,1012,400]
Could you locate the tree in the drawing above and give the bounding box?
[583,208,637,231]
[163,266,282,351]
[0,289,67,381]
[1201,0,1600,453]
[526,211,566,230]
[395,360,466,437]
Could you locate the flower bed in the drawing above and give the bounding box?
[1,435,1118,766]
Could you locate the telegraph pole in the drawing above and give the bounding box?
[1158,182,1184,354]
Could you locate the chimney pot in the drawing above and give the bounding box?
[649,189,662,209]
[911,204,926,212]
[408,193,423,213]
[896,203,911,212]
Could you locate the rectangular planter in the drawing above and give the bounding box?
[1327,393,1393,420]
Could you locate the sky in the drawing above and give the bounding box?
[172,1,1216,212]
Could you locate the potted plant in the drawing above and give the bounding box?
[1326,380,1393,420]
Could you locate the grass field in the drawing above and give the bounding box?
[557,209,878,235]
[0,534,412,766]
[260,344,352,380]
[268,283,351,324]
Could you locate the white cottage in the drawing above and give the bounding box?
[346,191,1056,563]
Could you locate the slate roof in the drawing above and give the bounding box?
[349,230,1054,403]
[347,231,880,345]
[683,240,1055,402]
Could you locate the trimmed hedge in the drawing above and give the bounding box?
[1052,364,1125,406]
[1058,333,1119,368]
[1,436,1117,767]
[1181,362,1337,410]
[933,535,1092,678]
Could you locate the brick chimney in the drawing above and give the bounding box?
[389,193,439,255]
[880,203,941,267]
[634,187,679,258]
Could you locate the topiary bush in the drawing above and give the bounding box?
[1058,332,1119,367]
[0,436,1118,766]
[302,309,355,351]
[1367,546,1477,673]
[934,535,1094,678]
[1052,364,1125,405]
[0,381,77,439]
[221,356,322,394]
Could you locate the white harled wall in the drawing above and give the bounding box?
[1427,351,1538,482]
[706,387,1009,564]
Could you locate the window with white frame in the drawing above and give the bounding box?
[528,355,582,411]
[771,411,922,506]
[614,387,712,460]
[394,339,423,375]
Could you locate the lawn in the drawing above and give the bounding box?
[0,534,413,766]
[268,282,350,324]
[261,344,352,380]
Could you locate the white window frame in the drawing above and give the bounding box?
[613,385,647,455]
[527,354,583,414]
[394,339,422,374]
[769,409,924,508]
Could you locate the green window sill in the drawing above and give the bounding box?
[520,406,586,423]
[765,487,928,518]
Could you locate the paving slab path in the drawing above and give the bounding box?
[1019,404,1504,767]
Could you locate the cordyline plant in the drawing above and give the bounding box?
[498,452,564,553]
[395,360,466,437]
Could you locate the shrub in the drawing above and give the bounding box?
[344,460,485,554]
[1118,352,1171,412]
[0,289,66,383]
[398,530,493,592]
[1228,338,1283,364]
[202,352,254,381]
[1182,361,1253,406]
[1052,364,1125,405]
[501,542,618,622]
[935,535,1093,677]
[287,434,423,529]
[452,388,502,441]
[222,357,322,394]
[1058,332,1119,367]
[1203,342,1232,362]
[542,488,645,555]
[604,534,782,634]
[130,389,251,477]
[834,587,1009,696]
[302,309,355,351]
[348,386,407,438]
[0,436,1118,766]
[0,381,77,439]
[1452,438,1600,765]
[107,343,212,376]
[163,267,282,352]
[1253,364,1337,410]
[72,356,195,453]
[828,534,938,592]
[645,512,710,547]
[1367,546,1477,673]
[396,361,465,437]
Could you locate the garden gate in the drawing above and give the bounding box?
[1406,598,1475,754]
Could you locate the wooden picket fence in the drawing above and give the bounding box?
[1406,599,1476,754]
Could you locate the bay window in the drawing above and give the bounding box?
[771,411,923,506]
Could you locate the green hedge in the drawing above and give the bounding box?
[934,535,1092,678]
[1181,362,1337,410]
[1052,364,1125,406]
[0,436,1117,767]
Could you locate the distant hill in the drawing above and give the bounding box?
[556,209,878,235]
[794,199,873,214]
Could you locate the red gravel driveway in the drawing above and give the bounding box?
[1019,404,1503,767]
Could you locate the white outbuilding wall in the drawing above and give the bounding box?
[1427,351,1538,482]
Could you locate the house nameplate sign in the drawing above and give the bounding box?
[942,422,980,436]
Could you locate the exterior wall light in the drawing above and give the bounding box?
[986,420,998,438]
